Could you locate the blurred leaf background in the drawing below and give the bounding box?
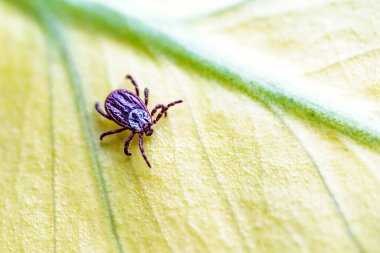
[0,0,379,252]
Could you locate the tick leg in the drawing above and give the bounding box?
[152,100,183,124]
[153,106,167,124]
[124,132,135,156]
[138,133,151,168]
[144,87,149,106]
[164,100,183,117]
[151,104,167,124]
[95,102,112,120]
[126,75,140,97]
[167,100,183,109]
[100,128,126,140]
[151,104,165,117]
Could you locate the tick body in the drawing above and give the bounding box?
[95,75,183,168]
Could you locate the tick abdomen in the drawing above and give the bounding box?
[105,89,146,127]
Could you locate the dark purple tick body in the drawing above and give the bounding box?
[95,75,183,168]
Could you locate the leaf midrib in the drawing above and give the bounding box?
[10,0,380,150]
[28,1,124,252]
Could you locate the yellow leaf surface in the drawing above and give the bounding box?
[0,0,379,252]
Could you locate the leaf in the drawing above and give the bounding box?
[0,0,379,252]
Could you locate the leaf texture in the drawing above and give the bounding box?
[0,0,379,252]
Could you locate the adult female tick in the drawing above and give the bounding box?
[95,75,183,168]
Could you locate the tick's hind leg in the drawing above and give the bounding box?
[126,75,140,97]
[124,132,135,156]
[138,133,151,168]
[100,128,126,140]
[144,88,149,106]
[95,102,112,120]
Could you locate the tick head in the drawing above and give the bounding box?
[143,124,154,136]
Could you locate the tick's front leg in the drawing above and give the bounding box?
[151,104,167,124]
[151,104,165,117]
[165,100,183,117]
[124,132,135,156]
[138,133,151,168]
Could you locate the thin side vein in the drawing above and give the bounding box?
[176,75,251,253]
[268,104,365,253]
[47,44,57,253]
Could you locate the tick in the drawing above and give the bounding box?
[95,75,183,168]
